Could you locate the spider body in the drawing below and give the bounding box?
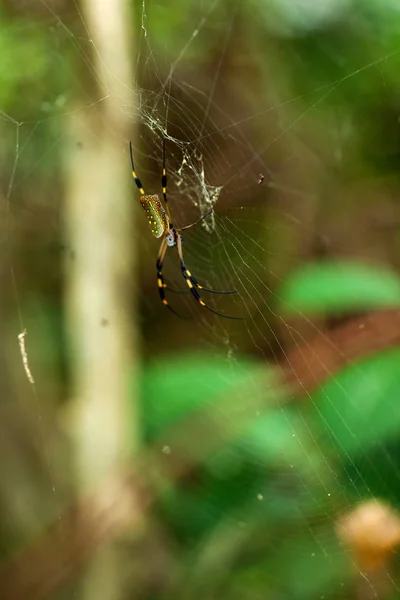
[139,193,179,247]
[130,140,241,319]
[139,194,169,238]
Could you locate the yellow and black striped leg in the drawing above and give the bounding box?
[178,210,236,294]
[156,238,175,313]
[129,141,145,194]
[186,271,237,295]
[161,138,172,221]
[156,238,190,318]
[176,235,242,320]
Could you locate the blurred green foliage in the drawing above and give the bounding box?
[2,0,400,599]
[137,255,400,598]
[280,261,400,314]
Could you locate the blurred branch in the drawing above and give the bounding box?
[280,308,400,395]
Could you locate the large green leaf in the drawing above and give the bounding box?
[139,353,272,440]
[309,347,400,457]
[280,261,400,315]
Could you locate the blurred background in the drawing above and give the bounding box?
[2,0,400,598]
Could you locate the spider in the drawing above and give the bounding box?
[129,139,241,319]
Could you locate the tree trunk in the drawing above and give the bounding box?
[64,2,140,599]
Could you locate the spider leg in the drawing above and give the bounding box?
[156,238,192,318]
[129,142,146,194]
[186,272,237,295]
[177,210,237,294]
[161,138,172,221]
[156,238,181,316]
[164,276,236,295]
[178,209,213,232]
[176,234,242,320]
[167,283,235,295]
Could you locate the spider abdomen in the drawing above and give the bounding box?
[140,194,169,238]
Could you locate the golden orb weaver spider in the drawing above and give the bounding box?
[129,139,241,319]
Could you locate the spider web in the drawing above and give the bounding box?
[2,0,400,598]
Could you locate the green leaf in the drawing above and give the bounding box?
[309,347,400,457]
[138,353,293,538]
[280,261,400,315]
[138,353,271,440]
